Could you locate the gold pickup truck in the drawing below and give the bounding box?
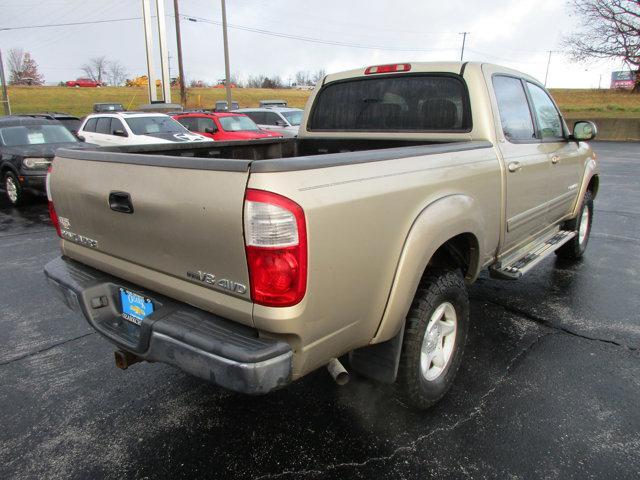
[44,62,599,409]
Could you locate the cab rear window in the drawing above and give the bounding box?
[308,74,471,132]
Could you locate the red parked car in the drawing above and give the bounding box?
[172,112,284,141]
[65,78,102,88]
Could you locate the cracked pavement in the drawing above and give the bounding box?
[1,142,639,479]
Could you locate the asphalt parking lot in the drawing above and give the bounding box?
[1,141,639,480]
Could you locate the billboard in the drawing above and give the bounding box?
[611,71,636,89]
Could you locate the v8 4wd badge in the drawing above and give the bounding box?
[187,270,247,295]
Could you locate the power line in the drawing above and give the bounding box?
[181,14,456,53]
[0,17,141,31]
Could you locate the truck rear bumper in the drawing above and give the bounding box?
[44,256,292,394]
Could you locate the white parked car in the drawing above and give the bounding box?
[236,107,302,137]
[78,112,211,146]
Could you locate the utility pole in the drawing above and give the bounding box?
[544,50,552,87]
[221,0,233,110]
[459,32,469,61]
[173,0,187,106]
[0,49,10,115]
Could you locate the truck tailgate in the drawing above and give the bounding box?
[50,150,253,324]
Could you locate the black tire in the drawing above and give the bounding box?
[397,268,469,410]
[556,191,593,260]
[3,171,24,207]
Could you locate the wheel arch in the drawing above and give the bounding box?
[371,194,485,344]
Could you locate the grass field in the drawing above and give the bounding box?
[3,86,312,117]
[3,85,640,119]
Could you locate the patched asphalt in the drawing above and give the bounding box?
[1,142,639,479]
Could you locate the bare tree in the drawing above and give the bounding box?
[106,60,127,86]
[81,56,109,84]
[312,69,326,85]
[246,74,266,88]
[563,0,640,90]
[7,48,24,84]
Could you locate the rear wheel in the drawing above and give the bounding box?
[556,191,593,260]
[4,171,24,206]
[397,268,469,410]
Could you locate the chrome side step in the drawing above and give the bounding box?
[490,229,576,280]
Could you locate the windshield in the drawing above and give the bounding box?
[219,116,260,132]
[125,116,189,135]
[308,75,471,132]
[0,124,78,146]
[281,110,303,126]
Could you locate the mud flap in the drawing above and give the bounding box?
[349,324,405,384]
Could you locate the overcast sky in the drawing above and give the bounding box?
[1,0,625,88]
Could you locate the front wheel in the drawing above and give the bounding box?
[556,191,593,260]
[397,268,469,410]
[4,171,24,206]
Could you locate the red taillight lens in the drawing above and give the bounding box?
[46,165,61,237]
[364,63,411,75]
[244,189,307,307]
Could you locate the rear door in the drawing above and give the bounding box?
[525,81,583,224]
[491,74,550,252]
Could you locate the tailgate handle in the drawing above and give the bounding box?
[109,191,134,214]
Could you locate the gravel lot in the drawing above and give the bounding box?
[1,141,639,480]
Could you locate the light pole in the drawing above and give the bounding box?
[221,0,233,110]
[544,50,553,87]
[459,32,470,61]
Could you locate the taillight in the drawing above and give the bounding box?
[364,63,411,75]
[46,165,61,237]
[244,189,307,307]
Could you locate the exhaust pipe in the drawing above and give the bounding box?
[326,358,349,385]
[114,350,142,370]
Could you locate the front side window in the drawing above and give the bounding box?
[493,76,536,141]
[526,82,564,139]
[125,116,189,135]
[196,117,217,132]
[263,112,281,126]
[110,118,126,134]
[308,74,471,131]
[219,116,259,131]
[281,110,302,126]
[0,124,77,146]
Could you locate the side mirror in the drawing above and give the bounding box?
[77,135,86,142]
[204,127,216,134]
[274,120,285,127]
[113,129,128,137]
[572,121,597,141]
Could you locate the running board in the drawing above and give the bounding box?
[490,230,576,280]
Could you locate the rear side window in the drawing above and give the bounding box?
[95,117,111,134]
[493,76,535,141]
[308,74,471,131]
[526,82,564,139]
[196,117,217,132]
[83,118,98,132]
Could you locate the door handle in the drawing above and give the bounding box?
[551,155,560,164]
[507,161,522,173]
[108,191,134,214]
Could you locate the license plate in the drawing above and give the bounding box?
[119,288,154,325]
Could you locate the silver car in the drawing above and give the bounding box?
[236,107,302,137]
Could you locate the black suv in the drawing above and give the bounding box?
[17,112,82,137]
[0,117,92,206]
